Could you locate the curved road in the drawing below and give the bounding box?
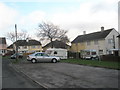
[2,58,44,89]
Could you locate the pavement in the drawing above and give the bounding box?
[10,59,119,88]
[0,56,2,89]
[2,58,44,88]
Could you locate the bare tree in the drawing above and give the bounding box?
[19,30,30,40]
[6,30,30,43]
[37,22,69,48]
[6,32,16,42]
[58,36,70,44]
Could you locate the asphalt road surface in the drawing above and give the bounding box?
[2,58,44,89]
[13,61,119,88]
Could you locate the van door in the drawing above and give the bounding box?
[54,51,57,57]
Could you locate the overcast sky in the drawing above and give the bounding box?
[0,0,119,45]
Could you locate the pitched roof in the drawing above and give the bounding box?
[72,29,113,43]
[117,35,120,38]
[7,39,41,48]
[43,40,70,49]
[0,37,6,44]
[7,44,13,49]
[15,40,41,46]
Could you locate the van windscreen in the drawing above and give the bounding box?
[92,52,96,55]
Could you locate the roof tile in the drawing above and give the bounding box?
[72,29,113,43]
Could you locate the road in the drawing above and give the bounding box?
[2,58,44,89]
[13,61,119,88]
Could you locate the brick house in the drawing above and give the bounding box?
[71,27,119,56]
[43,40,70,51]
[0,37,7,55]
[7,39,43,54]
[117,35,120,56]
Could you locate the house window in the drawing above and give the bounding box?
[24,51,27,53]
[108,39,113,44]
[75,43,78,46]
[32,46,36,48]
[99,50,103,55]
[37,46,40,48]
[18,46,20,49]
[23,46,27,49]
[94,40,98,45]
[87,41,91,45]
[2,50,4,53]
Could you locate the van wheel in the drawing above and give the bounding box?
[91,57,95,60]
[31,59,37,63]
[52,59,57,63]
[96,56,99,60]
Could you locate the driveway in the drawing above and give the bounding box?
[12,61,119,88]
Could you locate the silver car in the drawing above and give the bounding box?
[27,52,60,63]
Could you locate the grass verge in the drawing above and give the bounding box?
[2,56,26,64]
[60,59,120,70]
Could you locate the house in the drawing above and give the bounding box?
[42,40,70,51]
[0,37,7,55]
[7,44,13,52]
[117,35,120,56]
[71,27,119,56]
[7,39,43,54]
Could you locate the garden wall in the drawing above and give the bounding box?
[100,55,120,62]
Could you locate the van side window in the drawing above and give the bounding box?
[86,51,90,55]
[92,52,96,55]
[54,51,57,54]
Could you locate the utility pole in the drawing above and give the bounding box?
[98,45,101,61]
[15,24,18,61]
[113,35,115,49]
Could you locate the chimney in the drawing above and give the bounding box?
[26,38,29,42]
[83,31,86,35]
[101,26,104,32]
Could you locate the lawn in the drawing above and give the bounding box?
[60,59,120,70]
[2,56,26,64]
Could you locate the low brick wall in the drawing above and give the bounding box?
[101,55,120,62]
[67,51,81,59]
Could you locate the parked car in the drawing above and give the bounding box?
[27,52,60,63]
[11,53,23,59]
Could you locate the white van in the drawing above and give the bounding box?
[45,48,68,59]
[80,49,98,60]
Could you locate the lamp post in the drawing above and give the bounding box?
[15,24,18,61]
[98,45,101,61]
